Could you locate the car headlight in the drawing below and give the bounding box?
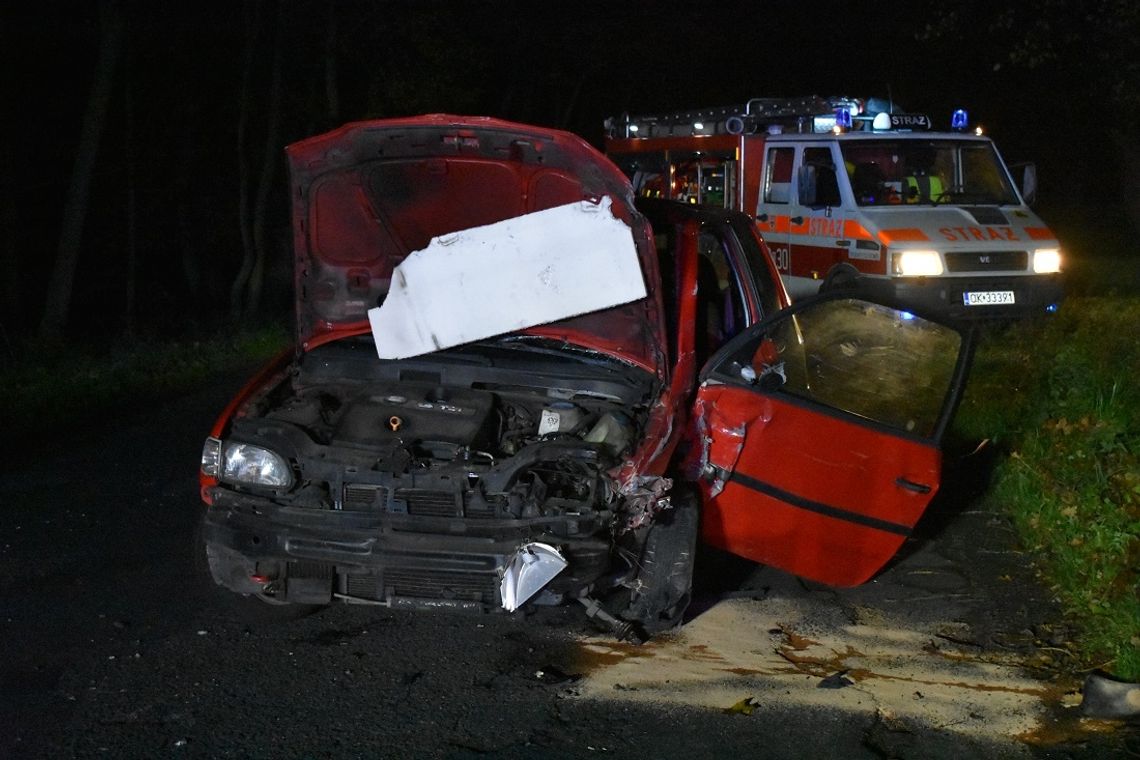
[1032,248,1062,274]
[219,441,293,488]
[892,250,944,277]
[201,436,222,477]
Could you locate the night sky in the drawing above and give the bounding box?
[2,0,1133,340]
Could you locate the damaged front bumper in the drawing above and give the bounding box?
[201,490,613,611]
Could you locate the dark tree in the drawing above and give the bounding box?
[39,0,124,339]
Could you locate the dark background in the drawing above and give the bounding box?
[2,0,1136,345]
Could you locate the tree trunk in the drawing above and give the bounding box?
[230,0,261,320]
[0,136,17,353]
[123,30,137,338]
[39,0,124,339]
[558,70,588,129]
[1111,130,1140,239]
[178,200,201,321]
[324,0,340,126]
[0,18,19,346]
[245,4,284,318]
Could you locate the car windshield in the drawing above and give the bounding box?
[840,139,1019,207]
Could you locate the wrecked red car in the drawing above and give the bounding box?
[199,115,973,638]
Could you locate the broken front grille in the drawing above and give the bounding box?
[385,568,497,601]
[288,560,335,579]
[342,569,497,603]
[343,483,390,510]
[944,250,1027,272]
[396,488,461,517]
[342,484,491,517]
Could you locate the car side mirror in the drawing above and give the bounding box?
[1009,161,1038,206]
[751,338,786,389]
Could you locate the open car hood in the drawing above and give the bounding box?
[286,115,666,372]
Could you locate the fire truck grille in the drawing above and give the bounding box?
[944,250,1027,272]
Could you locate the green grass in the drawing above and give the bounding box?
[953,297,1140,679]
[1,327,290,443]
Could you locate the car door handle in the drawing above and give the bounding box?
[756,213,769,222]
[895,477,932,494]
[790,216,804,225]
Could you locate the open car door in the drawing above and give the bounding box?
[693,295,973,586]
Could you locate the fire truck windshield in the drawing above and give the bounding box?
[840,139,1019,207]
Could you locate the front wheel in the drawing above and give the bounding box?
[623,490,699,635]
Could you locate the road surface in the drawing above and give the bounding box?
[2,368,1133,758]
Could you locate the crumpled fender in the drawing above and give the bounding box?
[692,391,770,497]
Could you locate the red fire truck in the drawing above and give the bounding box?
[605,96,1064,317]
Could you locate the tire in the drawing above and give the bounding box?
[623,489,699,635]
[820,262,860,293]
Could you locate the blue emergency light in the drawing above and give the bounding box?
[835,108,852,130]
[951,109,969,130]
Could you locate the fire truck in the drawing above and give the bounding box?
[605,96,1064,317]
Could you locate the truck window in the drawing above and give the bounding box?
[802,147,841,208]
[611,155,669,200]
[763,147,794,205]
[675,156,734,208]
[840,140,1018,206]
[959,144,1016,204]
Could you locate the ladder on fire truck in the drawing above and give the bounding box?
[604,95,874,139]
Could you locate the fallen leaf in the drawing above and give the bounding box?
[723,696,759,715]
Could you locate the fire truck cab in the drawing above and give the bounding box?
[605,96,1064,318]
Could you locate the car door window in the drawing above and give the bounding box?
[712,298,964,439]
[696,228,751,361]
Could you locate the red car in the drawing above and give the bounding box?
[199,115,972,639]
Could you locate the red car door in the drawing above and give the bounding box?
[692,295,972,586]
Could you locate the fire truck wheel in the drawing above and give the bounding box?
[821,263,860,292]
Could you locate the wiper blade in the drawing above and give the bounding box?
[930,189,1003,206]
[490,335,631,371]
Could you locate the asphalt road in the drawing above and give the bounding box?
[2,368,1135,759]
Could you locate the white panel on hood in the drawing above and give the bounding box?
[368,196,646,360]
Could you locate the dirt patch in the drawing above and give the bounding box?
[567,503,1132,754]
[573,597,1053,744]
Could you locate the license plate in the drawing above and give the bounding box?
[963,290,1015,306]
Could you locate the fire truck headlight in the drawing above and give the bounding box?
[1032,248,1062,274]
[893,250,944,277]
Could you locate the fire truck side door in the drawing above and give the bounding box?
[755,145,795,280]
[785,144,849,298]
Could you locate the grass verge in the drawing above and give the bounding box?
[1,327,290,446]
[953,296,1140,680]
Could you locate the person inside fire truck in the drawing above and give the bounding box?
[903,147,945,203]
[850,161,891,205]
